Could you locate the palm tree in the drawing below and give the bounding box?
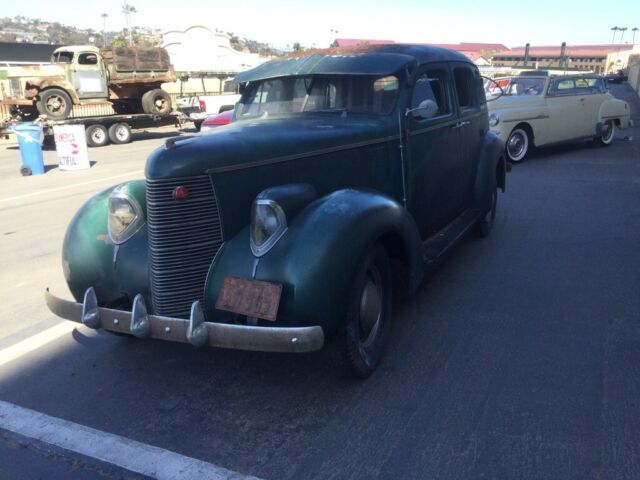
[122,2,137,46]
[611,26,618,43]
[101,13,108,45]
[632,27,638,45]
[619,27,628,44]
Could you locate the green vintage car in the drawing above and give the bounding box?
[46,45,506,377]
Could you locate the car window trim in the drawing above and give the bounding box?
[408,62,454,127]
[449,62,480,118]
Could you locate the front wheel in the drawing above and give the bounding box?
[344,244,392,379]
[506,127,530,163]
[598,120,615,146]
[36,88,72,120]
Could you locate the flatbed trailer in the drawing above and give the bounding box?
[1,112,181,148]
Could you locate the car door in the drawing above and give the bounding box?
[406,62,459,238]
[545,78,584,142]
[575,77,607,136]
[450,62,486,209]
[72,51,108,100]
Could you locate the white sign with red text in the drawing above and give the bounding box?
[53,125,90,170]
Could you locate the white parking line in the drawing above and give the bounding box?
[0,400,260,480]
[0,322,77,368]
[0,171,143,203]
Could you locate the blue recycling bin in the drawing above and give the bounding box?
[12,122,44,176]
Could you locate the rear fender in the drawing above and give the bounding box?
[204,188,423,335]
[473,131,505,212]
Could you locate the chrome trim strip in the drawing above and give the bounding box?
[503,114,549,124]
[45,289,324,353]
[206,135,400,174]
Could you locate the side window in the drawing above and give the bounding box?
[586,77,606,93]
[78,53,98,65]
[453,66,478,110]
[554,79,576,95]
[410,68,451,121]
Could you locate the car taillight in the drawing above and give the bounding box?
[199,100,206,112]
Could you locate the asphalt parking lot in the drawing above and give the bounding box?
[0,84,639,479]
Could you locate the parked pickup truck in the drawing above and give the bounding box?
[176,93,240,130]
[1,45,176,121]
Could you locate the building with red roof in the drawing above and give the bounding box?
[492,44,640,73]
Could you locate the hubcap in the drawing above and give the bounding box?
[116,127,128,141]
[92,130,105,142]
[507,131,526,158]
[47,96,64,113]
[359,267,382,349]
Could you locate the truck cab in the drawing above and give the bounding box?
[51,46,109,100]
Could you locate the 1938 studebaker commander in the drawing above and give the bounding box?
[487,72,631,163]
[46,45,506,378]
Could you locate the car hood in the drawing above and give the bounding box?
[145,114,395,179]
[488,94,546,111]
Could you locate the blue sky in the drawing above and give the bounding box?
[4,0,640,49]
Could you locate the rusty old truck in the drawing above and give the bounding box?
[1,45,177,120]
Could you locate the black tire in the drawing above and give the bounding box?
[108,122,132,144]
[85,124,109,147]
[111,100,140,115]
[345,244,392,379]
[36,88,72,120]
[20,165,32,176]
[598,120,615,146]
[506,127,530,163]
[475,182,498,238]
[141,89,172,115]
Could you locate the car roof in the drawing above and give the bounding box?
[233,44,472,84]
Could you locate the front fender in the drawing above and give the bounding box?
[63,180,150,307]
[204,189,423,335]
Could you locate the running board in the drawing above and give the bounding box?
[422,209,480,265]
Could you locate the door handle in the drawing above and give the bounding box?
[452,121,470,129]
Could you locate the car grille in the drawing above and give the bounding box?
[146,176,223,318]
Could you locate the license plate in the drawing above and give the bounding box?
[215,276,282,321]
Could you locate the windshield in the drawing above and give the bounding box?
[237,74,399,119]
[486,77,546,97]
[51,51,74,63]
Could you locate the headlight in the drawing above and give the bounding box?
[250,199,287,256]
[108,187,144,244]
[489,113,500,127]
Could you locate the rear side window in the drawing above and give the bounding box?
[554,79,575,94]
[453,66,477,110]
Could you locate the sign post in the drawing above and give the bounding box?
[53,125,90,170]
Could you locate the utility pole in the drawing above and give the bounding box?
[101,13,108,46]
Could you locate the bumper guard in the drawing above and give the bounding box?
[45,288,324,353]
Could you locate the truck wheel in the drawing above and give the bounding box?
[141,89,172,115]
[344,244,392,379]
[108,123,132,144]
[86,124,109,147]
[36,88,72,120]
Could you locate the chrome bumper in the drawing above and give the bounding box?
[45,288,324,353]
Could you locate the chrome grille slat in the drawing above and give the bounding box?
[147,175,223,318]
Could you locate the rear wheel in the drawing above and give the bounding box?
[598,120,615,146]
[85,124,109,147]
[36,88,72,120]
[108,122,132,144]
[141,89,172,115]
[475,183,498,238]
[344,244,392,379]
[506,127,530,163]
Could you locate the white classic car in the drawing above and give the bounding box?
[487,73,631,162]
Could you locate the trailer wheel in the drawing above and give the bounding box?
[86,124,109,147]
[36,88,72,120]
[108,123,132,144]
[141,89,172,115]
